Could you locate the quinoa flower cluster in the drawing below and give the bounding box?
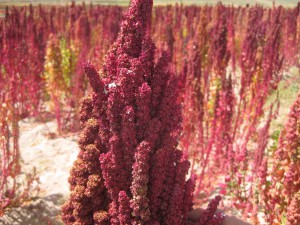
[62,0,224,224]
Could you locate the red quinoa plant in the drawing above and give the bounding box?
[62,0,224,224]
[1,6,45,118]
[0,6,40,215]
[72,9,91,110]
[282,4,300,68]
[263,93,300,225]
[0,91,20,216]
[180,6,287,222]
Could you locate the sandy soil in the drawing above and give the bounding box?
[0,118,80,225]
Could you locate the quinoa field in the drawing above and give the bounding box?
[0,0,299,225]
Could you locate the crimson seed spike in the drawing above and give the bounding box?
[62,0,224,224]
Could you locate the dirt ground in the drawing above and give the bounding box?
[0,119,79,225]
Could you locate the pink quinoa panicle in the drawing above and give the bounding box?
[62,0,224,224]
[266,93,300,225]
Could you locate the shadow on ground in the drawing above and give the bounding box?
[0,194,66,225]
